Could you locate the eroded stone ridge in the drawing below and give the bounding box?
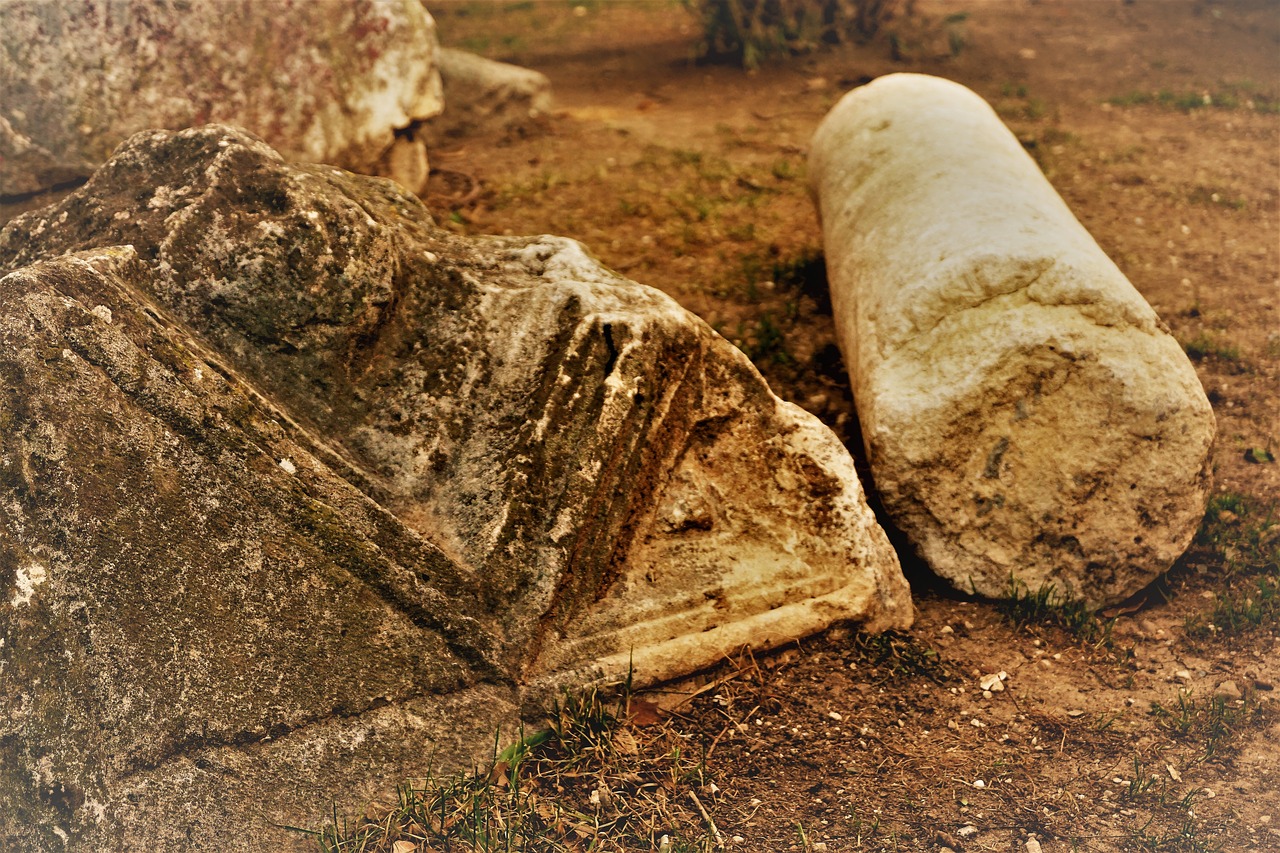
[0,0,442,197]
[809,73,1216,607]
[0,125,909,850]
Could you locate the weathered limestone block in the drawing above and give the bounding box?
[0,125,910,850]
[0,0,443,197]
[428,48,554,141]
[0,247,516,851]
[809,73,1215,607]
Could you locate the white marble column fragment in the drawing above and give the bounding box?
[809,73,1215,607]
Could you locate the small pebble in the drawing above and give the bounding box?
[979,672,1008,692]
[931,829,962,850]
[1214,680,1242,700]
[1025,836,1044,853]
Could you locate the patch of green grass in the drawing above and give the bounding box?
[1185,491,1280,640]
[1149,688,1260,761]
[1113,758,1223,852]
[1039,127,1078,147]
[1125,808,1219,853]
[307,683,721,852]
[1181,332,1240,363]
[1103,144,1145,164]
[457,34,492,53]
[1108,85,1280,113]
[1186,574,1280,639]
[995,84,1053,123]
[770,157,799,181]
[1118,756,1163,803]
[1194,491,1279,568]
[1186,498,1279,633]
[847,629,950,682]
[1186,499,1276,638]
[734,313,794,366]
[1186,186,1247,211]
[997,577,1115,647]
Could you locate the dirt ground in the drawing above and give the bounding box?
[415,1,1280,851]
[4,1,1274,851]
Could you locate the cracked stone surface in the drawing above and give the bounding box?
[809,73,1216,608]
[0,0,442,197]
[0,125,909,850]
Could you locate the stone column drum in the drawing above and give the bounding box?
[809,73,1215,608]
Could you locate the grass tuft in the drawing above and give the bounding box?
[997,577,1114,647]
[1108,85,1280,113]
[1184,492,1280,640]
[848,629,950,682]
[307,682,723,852]
[1181,332,1241,363]
[1149,687,1260,761]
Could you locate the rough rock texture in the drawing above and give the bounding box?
[428,48,554,142]
[0,125,910,850]
[809,73,1215,608]
[0,247,516,851]
[0,0,442,197]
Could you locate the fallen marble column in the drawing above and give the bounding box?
[427,48,554,142]
[809,73,1216,608]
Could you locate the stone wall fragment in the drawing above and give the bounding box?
[0,247,515,851]
[809,73,1215,607]
[0,125,910,849]
[0,0,442,197]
